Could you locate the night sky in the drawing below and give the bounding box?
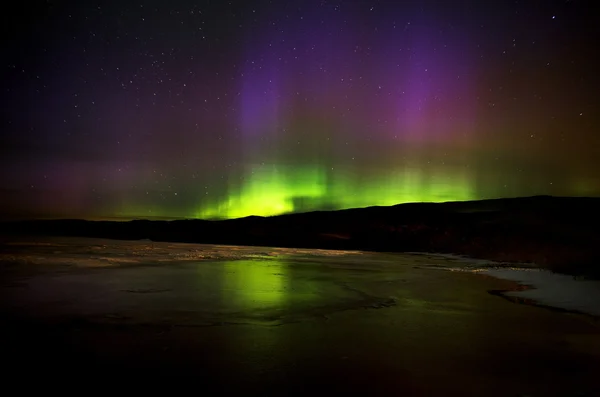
[2,0,598,220]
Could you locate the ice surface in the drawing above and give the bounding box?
[1,238,598,395]
[0,237,407,325]
[2,237,598,318]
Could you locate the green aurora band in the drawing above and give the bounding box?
[195,163,475,219]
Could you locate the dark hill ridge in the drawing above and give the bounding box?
[2,196,600,278]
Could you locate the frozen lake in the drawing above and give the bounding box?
[1,237,599,395]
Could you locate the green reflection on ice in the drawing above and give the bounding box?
[221,259,289,311]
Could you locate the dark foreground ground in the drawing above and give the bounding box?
[2,196,600,278]
[1,238,599,395]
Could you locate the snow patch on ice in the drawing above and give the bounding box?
[463,268,600,317]
[411,253,600,317]
[483,268,600,316]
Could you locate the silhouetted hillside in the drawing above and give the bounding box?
[2,196,600,278]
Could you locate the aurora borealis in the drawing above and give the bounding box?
[2,0,599,220]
